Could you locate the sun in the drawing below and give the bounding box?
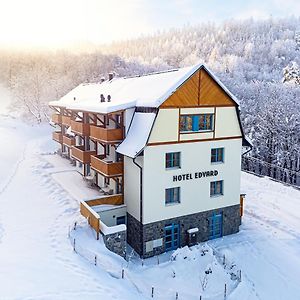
[0,0,151,49]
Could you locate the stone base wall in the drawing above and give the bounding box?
[127,204,241,259]
[126,213,143,255]
[102,231,127,258]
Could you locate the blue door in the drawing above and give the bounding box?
[165,223,180,251]
[208,213,223,239]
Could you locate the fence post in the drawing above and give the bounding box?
[94,255,97,266]
[200,296,202,300]
[68,226,70,238]
[176,292,178,299]
[151,287,154,298]
[239,270,242,282]
[73,238,76,252]
[73,221,77,230]
[157,256,160,265]
[223,254,225,266]
[142,259,144,267]
[224,283,227,300]
[122,268,124,279]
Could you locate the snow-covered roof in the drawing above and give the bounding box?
[116,112,156,158]
[49,63,240,113]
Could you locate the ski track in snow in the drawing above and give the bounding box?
[0,122,140,300]
[0,139,28,245]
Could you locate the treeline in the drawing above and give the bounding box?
[0,51,154,122]
[0,17,300,184]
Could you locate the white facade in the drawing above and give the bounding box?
[124,106,243,224]
[143,138,242,224]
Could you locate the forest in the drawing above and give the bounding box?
[1,17,299,185]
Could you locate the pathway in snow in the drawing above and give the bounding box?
[0,117,140,300]
[210,172,300,300]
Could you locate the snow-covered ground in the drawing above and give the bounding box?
[1,108,300,299]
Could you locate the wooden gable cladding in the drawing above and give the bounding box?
[199,69,235,106]
[160,67,235,108]
[161,70,200,107]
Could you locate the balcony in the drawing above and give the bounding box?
[52,131,63,143]
[91,155,123,177]
[62,115,71,126]
[51,114,62,124]
[62,135,75,147]
[71,145,96,164]
[90,125,124,143]
[70,120,90,136]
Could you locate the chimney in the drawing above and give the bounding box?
[107,95,111,102]
[108,72,114,81]
[100,94,105,102]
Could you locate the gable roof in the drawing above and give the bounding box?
[49,63,240,113]
[49,63,252,155]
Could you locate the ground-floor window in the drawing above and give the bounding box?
[210,180,223,197]
[165,187,180,204]
[116,216,126,225]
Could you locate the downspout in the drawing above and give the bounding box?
[133,157,143,224]
[133,156,143,256]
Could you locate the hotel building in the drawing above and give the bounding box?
[49,64,251,258]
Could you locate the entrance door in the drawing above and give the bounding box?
[208,213,223,240]
[164,223,180,251]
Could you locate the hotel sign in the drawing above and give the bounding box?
[173,170,218,182]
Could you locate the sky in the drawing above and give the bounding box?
[0,0,299,49]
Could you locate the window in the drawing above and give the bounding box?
[210,180,223,197]
[211,148,224,163]
[166,152,181,169]
[165,187,180,204]
[180,114,214,132]
[116,216,126,225]
[105,177,110,186]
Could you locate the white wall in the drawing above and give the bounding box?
[148,109,178,143]
[215,107,241,138]
[124,155,143,221]
[142,138,242,224]
[125,108,135,134]
[147,106,241,144]
[98,206,127,227]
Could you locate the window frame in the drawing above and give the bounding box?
[165,187,181,205]
[180,114,214,133]
[165,152,181,169]
[210,180,224,197]
[211,148,224,164]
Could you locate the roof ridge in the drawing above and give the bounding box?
[124,68,179,79]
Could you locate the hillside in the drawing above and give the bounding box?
[1,105,300,299]
[1,18,299,183]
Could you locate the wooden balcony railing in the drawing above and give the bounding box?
[62,115,71,126]
[71,120,90,136]
[62,135,75,147]
[85,194,124,206]
[52,131,63,143]
[71,145,96,164]
[80,194,124,240]
[51,114,62,124]
[90,125,124,143]
[91,155,123,177]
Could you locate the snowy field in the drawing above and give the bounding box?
[1,100,300,299]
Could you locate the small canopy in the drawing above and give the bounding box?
[116,112,156,158]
